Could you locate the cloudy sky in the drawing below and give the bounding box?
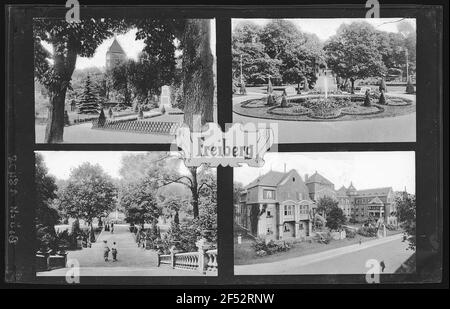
[234,152,415,194]
[37,151,185,180]
[232,18,416,41]
[41,20,216,70]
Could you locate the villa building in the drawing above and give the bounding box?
[235,170,397,241]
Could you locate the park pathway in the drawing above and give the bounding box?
[37,224,211,276]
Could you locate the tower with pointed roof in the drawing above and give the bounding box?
[106,37,126,70]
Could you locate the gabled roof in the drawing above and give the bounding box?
[306,171,333,186]
[245,170,286,189]
[347,182,356,191]
[369,197,384,205]
[107,38,125,54]
[336,185,347,196]
[356,187,392,197]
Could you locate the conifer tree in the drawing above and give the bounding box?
[77,75,100,114]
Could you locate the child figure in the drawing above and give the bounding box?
[112,242,118,262]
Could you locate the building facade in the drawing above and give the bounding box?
[236,170,397,241]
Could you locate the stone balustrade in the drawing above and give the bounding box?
[157,239,217,274]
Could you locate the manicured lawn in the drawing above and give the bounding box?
[234,229,403,266]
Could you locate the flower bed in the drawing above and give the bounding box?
[308,108,342,119]
[268,105,311,116]
[387,98,413,106]
[342,104,384,115]
[241,99,271,108]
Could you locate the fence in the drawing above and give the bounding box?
[157,239,218,274]
[92,118,180,135]
[36,251,67,272]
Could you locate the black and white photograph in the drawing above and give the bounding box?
[35,151,217,276]
[34,18,216,143]
[4,2,445,290]
[232,18,417,143]
[234,152,416,275]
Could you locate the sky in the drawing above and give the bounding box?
[234,152,415,194]
[41,20,216,70]
[37,151,185,180]
[232,18,416,41]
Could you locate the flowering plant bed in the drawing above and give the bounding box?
[342,104,384,115]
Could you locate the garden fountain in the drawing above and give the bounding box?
[237,67,414,121]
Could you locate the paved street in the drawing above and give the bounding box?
[233,93,416,143]
[37,224,211,276]
[235,234,415,275]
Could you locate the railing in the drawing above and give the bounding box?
[174,252,199,271]
[158,254,172,266]
[157,239,218,274]
[205,249,218,272]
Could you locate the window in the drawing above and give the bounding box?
[263,189,275,199]
[292,177,296,182]
[284,205,293,216]
[267,210,272,218]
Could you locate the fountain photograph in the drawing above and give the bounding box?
[232,18,416,143]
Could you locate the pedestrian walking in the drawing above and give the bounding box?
[111,222,114,234]
[380,260,386,272]
[103,240,110,262]
[112,242,118,262]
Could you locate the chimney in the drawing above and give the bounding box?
[305,174,309,182]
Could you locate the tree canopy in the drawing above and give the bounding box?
[57,162,117,224]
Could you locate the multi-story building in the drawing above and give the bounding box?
[236,170,397,241]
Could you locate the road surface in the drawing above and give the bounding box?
[235,234,415,275]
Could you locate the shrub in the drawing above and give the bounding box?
[252,237,291,255]
[314,231,332,244]
[346,229,357,238]
[357,226,378,237]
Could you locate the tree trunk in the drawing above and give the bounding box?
[182,19,214,131]
[44,46,77,143]
[189,166,199,218]
[350,78,355,94]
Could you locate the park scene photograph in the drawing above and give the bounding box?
[234,152,416,275]
[34,18,216,143]
[232,18,416,143]
[35,151,217,277]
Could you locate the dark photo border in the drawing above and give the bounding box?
[4,2,445,287]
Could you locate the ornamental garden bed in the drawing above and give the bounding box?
[234,93,415,121]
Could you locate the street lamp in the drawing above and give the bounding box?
[405,48,409,83]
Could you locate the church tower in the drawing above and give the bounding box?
[106,37,126,70]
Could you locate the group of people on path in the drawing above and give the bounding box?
[104,222,115,233]
[103,240,118,262]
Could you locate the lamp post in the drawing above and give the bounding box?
[405,48,409,83]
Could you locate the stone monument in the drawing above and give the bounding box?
[159,85,172,111]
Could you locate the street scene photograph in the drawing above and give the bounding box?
[34,18,216,143]
[234,152,416,275]
[35,151,217,276]
[232,18,416,143]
